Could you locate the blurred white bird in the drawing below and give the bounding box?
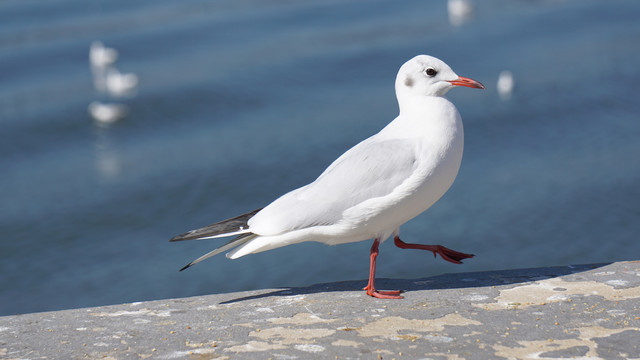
[497,70,515,100]
[171,55,484,299]
[88,101,128,125]
[89,41,118,69]
[448,0,474,26]
[105,68,139,97]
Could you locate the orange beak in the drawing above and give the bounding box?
[448,76,485,89]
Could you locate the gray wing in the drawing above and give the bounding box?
[248,137,419,235]
[169,208,262,241]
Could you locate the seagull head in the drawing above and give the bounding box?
[395,55,484,98]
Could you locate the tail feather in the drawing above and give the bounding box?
[179,233,257,271]
[170,208,262,242]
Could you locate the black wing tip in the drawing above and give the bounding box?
[169,208,263,243]
[169,229,201,242]
[169,234,187,242]
[179,263,193,272]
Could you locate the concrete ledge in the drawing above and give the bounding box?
[2,261,639,359]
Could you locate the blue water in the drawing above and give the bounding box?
[1,0,639,316]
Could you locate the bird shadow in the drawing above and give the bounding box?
[219,263,611,304]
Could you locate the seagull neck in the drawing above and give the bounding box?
[386,95,461,140]
[397,95,455,120]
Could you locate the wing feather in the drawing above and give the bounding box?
[249,137,418,235]
[170,208,261,241]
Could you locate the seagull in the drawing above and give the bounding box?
[105,68,139,98]
[171,55,484,299]
[89,41,118,69]
[497,70,515,100]
[448,0,474,27]
[88,101,128,125]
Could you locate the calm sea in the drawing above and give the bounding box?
[1,0,639,316]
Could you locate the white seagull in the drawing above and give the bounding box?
[497,70,515,100]
[105,68,139,98]
[171,55,484,299]
[88,101,128,125]
[448,0,474,27]
[89,41,118,69]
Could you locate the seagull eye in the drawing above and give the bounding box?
[425,68,437,76]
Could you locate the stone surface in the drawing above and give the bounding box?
[1,261,639,359]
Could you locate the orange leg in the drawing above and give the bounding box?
[364,238,403,299]
[393,236,474,264]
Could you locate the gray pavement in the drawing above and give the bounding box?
[1,261,639,359]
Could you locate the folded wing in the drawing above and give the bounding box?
[248,137,419,235]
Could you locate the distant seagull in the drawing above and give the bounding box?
[448,0,474,26]
[89,41,118,69]
[497,70,515,100]
[170,55,484,299]
[105,68,139,98]
[88,101,128,125]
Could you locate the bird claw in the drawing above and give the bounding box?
[363,285,404,299]
[366,289,404,299]
[436,246,475,264]
[394,237,474,264]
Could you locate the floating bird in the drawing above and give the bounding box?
[448,0,474,26]
[497,70,515,100]
[88,101,128,125]
[105,68,139,98]
[171,55,484,299]
[89,41,118,69]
